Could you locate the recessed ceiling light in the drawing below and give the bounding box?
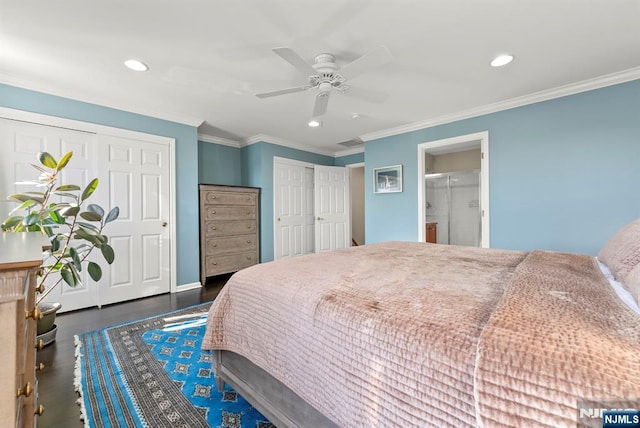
[308,119,320,127]
[490,54,514,67]
[124,59,148,72]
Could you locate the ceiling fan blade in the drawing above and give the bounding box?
[272,47,319,77]
[313,92,330,118]
[339,45,393,80]
[255,85,311,98]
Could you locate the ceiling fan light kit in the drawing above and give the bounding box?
[256,46,393,125]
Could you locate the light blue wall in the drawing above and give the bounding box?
[365,80,640,255]
[335,151,364,166]
[198,141,242,185]
[0,84,200,286]
[241,141,334,262]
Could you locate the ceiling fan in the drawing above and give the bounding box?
[255,46,393,122]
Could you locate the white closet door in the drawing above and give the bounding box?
[314,165,351,253]
[0,118,172,310]
[96,134,171,306]
[0,119,98,311]
[274,161,306,259]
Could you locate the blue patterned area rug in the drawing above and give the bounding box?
[74,303,274,428]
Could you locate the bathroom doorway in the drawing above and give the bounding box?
[417,131,490,247]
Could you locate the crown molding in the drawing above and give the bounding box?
[0,77,204,127]
[360,67,640,142]
[334,146,365,157]
[197,133,242,148]
[244,134,337,157]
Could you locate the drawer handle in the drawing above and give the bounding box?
[36,339,45,351]
[246,240,251,244]
[212,243,217,247]
[212,261,218,265]
[212,226,217,230]
[35,404,45,416]
[26,307,43,320]
[17,382,33,397]
[245,196,250,200]
[211,210,216,214]
[246,256,252,260]
[211,195,217,199]
[35,283,45,294]
[246,224,251,229]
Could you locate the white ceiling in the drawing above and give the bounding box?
[2,0,640,155]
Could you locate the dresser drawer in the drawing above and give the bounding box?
[204,220,256,237]
[202,191,257,206]
[205,252,257,275]
[205,235,257,256]
[203,205,256,221]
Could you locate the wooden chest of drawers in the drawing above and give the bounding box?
[0,233,46,427]
[199,184,260,285]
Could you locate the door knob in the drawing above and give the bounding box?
[316,217,325,221]
[162,222,168,227]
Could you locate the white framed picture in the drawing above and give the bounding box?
[373,165,403,193]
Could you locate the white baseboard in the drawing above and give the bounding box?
[174,282,202,292]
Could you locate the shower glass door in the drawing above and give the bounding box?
[425,170,480,247]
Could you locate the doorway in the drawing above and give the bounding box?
[417,131,490,247]
[273,157,351,260]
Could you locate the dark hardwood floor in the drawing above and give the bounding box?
[36,275,230,427]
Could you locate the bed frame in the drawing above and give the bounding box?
[213,350,338,428]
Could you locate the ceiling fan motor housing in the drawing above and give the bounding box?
[310,53,347,92]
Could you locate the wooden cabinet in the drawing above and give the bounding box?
[426,222,438,244]
[0,233,46,427]
[199,184,260,285]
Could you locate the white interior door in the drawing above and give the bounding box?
[0,118,172,311]
[0,119,98,311]
[314,165,350,253]
[273,160,317,259]
[96,134,171,306]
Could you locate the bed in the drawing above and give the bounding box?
[202,219,640,427]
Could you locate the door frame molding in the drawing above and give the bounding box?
[416,131,490,248]
[0,107,178,293]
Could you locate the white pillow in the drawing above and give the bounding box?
[597,258,640,314]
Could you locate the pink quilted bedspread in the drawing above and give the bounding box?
[202,242,640,427]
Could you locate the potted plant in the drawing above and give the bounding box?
[1,151,118,344]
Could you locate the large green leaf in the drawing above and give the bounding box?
[80,211,102,222]
[101,244,115,264]
[77,222,100,233]
[22,213,40,226]
[69,247,82,272]
[49,209,65,224]
[81,178,99,202]
[57,152,73,170]
[75,228,102,246]
[87,204,104,218]
[2,216,24,230]
[8,193,44,205]
[60,265,76,287]
[39,152,58,169]
[55,184,81,192]
[105,207,120,223]
[60,206,80,217]
[88,262,102,281]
